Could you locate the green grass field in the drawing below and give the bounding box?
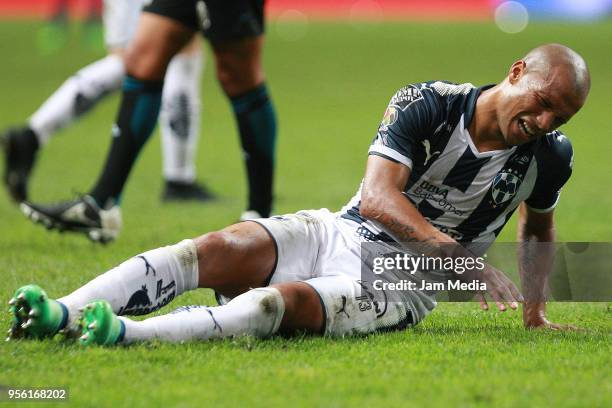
[0,19,611,407]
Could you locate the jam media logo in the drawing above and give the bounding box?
[491,172,522,204]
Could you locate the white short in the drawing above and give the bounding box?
[250,209,436,336]
[103,0,148,49]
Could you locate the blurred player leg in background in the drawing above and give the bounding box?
[19,12,198,243]
[19,0,277,243]
[2,0,209,204]
[207,2,277,220]
[153,0,277,219]
[160,36,214,201]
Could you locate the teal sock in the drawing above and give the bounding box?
[230,83,277,217]
[90,76,163,204]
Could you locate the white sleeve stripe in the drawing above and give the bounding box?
[526,193,561,213]
[368,145,413,169]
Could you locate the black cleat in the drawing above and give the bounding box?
[20,195,122,243]
[162,180,216,202]
[1,127,39,202]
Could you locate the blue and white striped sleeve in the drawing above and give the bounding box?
[368,84,440,169]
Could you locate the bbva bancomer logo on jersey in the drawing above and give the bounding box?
[412,181,465,216]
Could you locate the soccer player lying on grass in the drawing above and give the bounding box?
[8,44,590,345]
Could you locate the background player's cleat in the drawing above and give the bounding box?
[7,284,67,340]
[77,300,124,346]
[239,210,263,221]
[162,180,216,202]
[1,127,39,203]
[20,195,122,244]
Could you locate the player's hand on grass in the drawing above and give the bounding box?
[478,295,581,330]
[476,265,523,312]
[523,302,581,331]
[524,317,580,331]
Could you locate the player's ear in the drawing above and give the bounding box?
[508,60,526,84]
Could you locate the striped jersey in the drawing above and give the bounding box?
[341,81,573,248]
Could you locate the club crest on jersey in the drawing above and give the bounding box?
[380,106,398,130]
[491,172,522,204]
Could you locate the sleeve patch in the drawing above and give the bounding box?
[380,105,399,131]
[389,85,423,111]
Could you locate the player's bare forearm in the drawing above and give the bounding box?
[360,156,453,249]
[516,203,573,329]
[363,189,452,246]
[517,203,555,299]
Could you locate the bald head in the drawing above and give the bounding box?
[522,43,590,102]
[492,44,590,146]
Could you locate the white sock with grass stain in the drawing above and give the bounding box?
[58,239,199,326]
[119,287,285,343]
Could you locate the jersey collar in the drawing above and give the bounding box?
[463,84,496,129]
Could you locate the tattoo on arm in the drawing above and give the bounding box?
[386,216,432,243]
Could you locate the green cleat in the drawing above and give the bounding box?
[77,300,124,346]
[7,285,67,340]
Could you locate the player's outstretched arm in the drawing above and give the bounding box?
[360,155,522,311]
[516,203,578,330]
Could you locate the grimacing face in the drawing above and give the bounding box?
[498,62,584,147]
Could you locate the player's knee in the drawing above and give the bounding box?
[125,42,167,81]
[125,58,160,81]
[215,58,264,96]
[195,230,242,277]
[125,54,151,80]
[193,222,277,293]
[194,231,232,259]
